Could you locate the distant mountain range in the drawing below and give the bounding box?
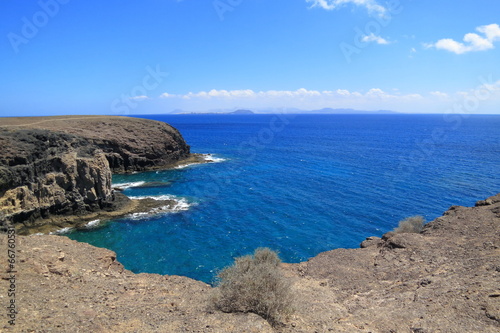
[171,108,398,115]
[307,108,398,114]
[173,109,255,115]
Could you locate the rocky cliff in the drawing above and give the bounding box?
[1,194,498,332]
[0,116,192,231]
[0,128,113,227]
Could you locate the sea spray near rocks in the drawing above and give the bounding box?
[174,153,227,169]
[126,194,193,218]
[84,219,101,229]
[112,181,147,190]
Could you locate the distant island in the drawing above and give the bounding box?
[171,108,398,115]
[308,108,398,114]
[175,109,255,115]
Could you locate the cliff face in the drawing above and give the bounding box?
[0,128,113,227]
[0,116,190,173]
[0,116,191,229]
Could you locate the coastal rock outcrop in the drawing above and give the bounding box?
[0,128,113,229]
[1,193,498,332]
[0,116,192,230]
[0,116,190,173]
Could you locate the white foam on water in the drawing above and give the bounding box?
[49,227,73,235]
[174,163,195,169]
[85,219,101,229]
[112,181,146,189]
[169,197,191,212]
[202,154,227,163]
[126,195,193,220]
[128,212,150,219]
[175,154,227,169]
[129,194,179,201]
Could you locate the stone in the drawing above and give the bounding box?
[360,236,382,248]
[0,116,192,231]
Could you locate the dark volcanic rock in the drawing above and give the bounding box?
[0,116,190,173]
[0,116,192,229]
[0,128,112,229]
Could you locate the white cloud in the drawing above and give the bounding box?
[160,92,176,98]
[295,88,322,97]
[335,89,351,96]
[477,24,500,42]
[166,88,325,100]
[229,89,256,98]
[208,89,231,97]
[427,23,500,54]
[480,79,500,93]
[430,91,449,99]
[160,88,425,104]
[366,88,385,97]
[306,0,386,16]
[362,33,390,45]
[154,82,500,114]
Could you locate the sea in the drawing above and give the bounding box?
[66,114,500,283]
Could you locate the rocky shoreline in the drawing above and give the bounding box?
[11,152,212,236]
[0,116,209,233]
[15,192,187,235]
[0,193,498,332]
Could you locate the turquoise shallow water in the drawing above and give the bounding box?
[67,114,500,283]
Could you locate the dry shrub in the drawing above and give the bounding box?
[211,248,293,326]
[394,215,425,233]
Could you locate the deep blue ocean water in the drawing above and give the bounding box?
[67,114,500,283]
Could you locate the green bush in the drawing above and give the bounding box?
[394,215,425,233]
[211,248,293,326]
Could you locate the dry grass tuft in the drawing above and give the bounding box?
[394,215,425,233]
[211,248,294,326]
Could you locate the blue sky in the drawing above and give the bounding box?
[1,0,500,116]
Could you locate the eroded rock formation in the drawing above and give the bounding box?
[0,116,191,230]
[0,128,113,228]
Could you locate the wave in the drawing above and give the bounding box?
[175,154,227,169]
[49,227,73,235]
[126,195,193,220]
[112,181,146,189]
[84,219,101,229]
[129,194,182,201]
[203,154,227,163]
[170,198,192,212]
